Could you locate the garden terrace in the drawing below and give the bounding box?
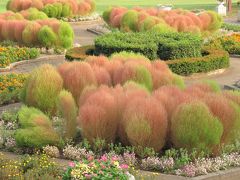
[95,31,202,60]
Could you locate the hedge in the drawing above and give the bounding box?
[166,49,229,75]
[221,23,240,32]
[95,32,202,60]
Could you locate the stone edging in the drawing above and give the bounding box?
[0,55,65,72]
[69,17,103,25]
[1,150,240,180]
[183,68,227,80]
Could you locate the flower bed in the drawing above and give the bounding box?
[0,46,39,68]
[7,0,96,18]
[0,73,28,106]
[103,7,222,34]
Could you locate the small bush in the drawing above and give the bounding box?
[171,101,223,152]
[15,127,59,148]
[38,25,57,48]
[23,64,63,115]
[57,90,77,139]
[79,87,118,143]
[58,22,74,49]
[123,97,168,153]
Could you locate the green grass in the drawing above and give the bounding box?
[0,0,239,13]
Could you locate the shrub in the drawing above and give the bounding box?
[203,94,239,144]
[120,10,139,32]
[57,90,77,139]
[15,127,59,148]
[79,87,118,143]
[23,64,63,115]
[38,25,57,48]
[167,48,229,75]
[222,23,240,32]
[43,145,60,158]
[171,101,223,152]
[18,106,51,128]
[122,97,168,153]
[22,22,41,45]
[58,22,74,49]
[95,31,202,60]
[61,62,96,104]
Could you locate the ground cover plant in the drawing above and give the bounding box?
[103,7,222,35]
[0,46,39,68]
[6,0,96,18]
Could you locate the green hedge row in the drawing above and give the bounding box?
[166,48,230,75]
[95,32,202,60]
[221,23,240,32]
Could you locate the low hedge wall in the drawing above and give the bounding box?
[166,49,230,75]
[65,45,95,61]
[95,32,202,60]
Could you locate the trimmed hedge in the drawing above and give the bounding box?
[65,45,95,61]
[221,23,240,32]
[95,32,202,60]
[166,49,229,75]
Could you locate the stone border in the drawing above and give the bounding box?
[69,17,103,25]
[0,55,65,72]
[1,150,240,180]
[183,68,227,80]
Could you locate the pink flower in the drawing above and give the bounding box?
[85,174,92,179]
[120,164,129,170]
[68,162,75,168]
[100,155,108,162]
[88,155,94,161]
[112,156,119,161]
[101,165,106,169]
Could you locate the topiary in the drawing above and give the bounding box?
[171,101,223,152]
[57,90,77,139]
[23,64,63,115]
[38,25,57,48]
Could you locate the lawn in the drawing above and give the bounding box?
[0,0,239,13]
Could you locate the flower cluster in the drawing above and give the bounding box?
[141,157,174,172]
[64,155,130,179]
[0,73,28,94]
[0,46,39,68]
[43,145,60,158]
[63,144,94,161]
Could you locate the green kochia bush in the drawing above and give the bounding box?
[171,101,223,152]
[95,31,202,60]
[38,26,57,48]
[43,2,72,18]
[57,90,77,139]
[22,64,63,115]
[15,106,60,148]
[58,22,74,49]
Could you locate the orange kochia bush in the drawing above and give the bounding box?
[7,0,95,16]
[103,7,222,34]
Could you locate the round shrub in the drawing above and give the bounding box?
[123,97,168,152]
[15,127,60,148]
[79,86,118,143]
[58,22,74,49]
[120,10,138,32]
[61,62,97,104]
[38,25,57,48]
[23,64,63,115]
[22,22,41,45]
[171,101,223,152]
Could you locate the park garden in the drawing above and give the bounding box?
[1,0,240,179]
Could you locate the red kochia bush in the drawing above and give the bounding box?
[122,96,168,152]
[61,61,97,104]
[79,86,118,143]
